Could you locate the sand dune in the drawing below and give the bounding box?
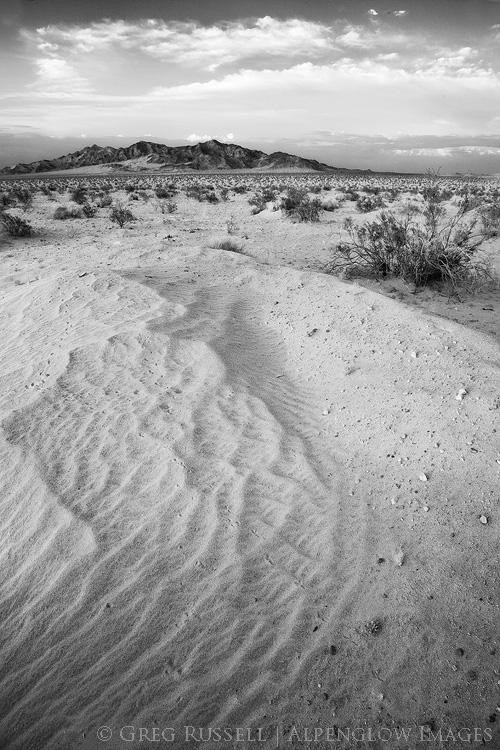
[1,198,500,749]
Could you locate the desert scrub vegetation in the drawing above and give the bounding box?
[326,197,497,294]
[480,202,500,237]
[110,204,135,228]
[247,192,270,214]
[53,205,83,220]
[70,186,88,205]
[1,212,33,237]
[11,187,34,211]
[280,188,323,222]
[208,237,245,253]
[356,194,386,213]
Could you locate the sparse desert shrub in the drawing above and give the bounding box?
[1,212,33,237]
[0,192,15,208]
[321,199,340,212]
[11,187,34,210]
[98,194,113,208]
[480,203,500,237]
[344,189,360,201]
[166,201,177,213]
[226,216,238,235]
[124,183,136,193]
[280,188,323,222]
[220,187,230,201]
[110,204,135,228]
[206,191,219,204]
[356,195,386,213]
[248,192,267,214]
[155,186,176,199]
[53,205,83,220]
[71,186,88,205]
[326,199,496,293]
[233,185,248,194]
[208,237,244,253]
[128,193,140,201]
[185,185,206,201]
[82,203,98,218]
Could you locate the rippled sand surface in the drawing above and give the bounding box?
[1,242,500,749]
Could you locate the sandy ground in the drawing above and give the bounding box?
[1,187,500,749]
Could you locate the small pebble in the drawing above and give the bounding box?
[419,473,428,482]
[455,388,467,401]
[480,515,489,525]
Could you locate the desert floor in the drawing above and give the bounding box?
[1,180,500,749]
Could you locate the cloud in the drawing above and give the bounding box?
[185,133,213,141]
[185,132,235,142]
[393,11,408,17]
[367,9,378,16]
[29,57,92,94]
[24,17,334,70]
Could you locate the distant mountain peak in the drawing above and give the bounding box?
[0,139,349,175]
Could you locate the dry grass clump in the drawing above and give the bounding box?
[326,197,497,294]
[208,237,245,253]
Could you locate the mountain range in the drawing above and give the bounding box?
[0,139,356,175]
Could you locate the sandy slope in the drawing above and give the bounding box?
[0,195,500,749]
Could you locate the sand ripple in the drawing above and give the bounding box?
[0,271,363,749]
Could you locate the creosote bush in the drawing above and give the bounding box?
[280,188,323,222]
[326,197,496,293]
[53,205,83,220]
[82,203,98,218]
[11,187,34,210]
[110,204,135,228]
[1,213,33,237]
[71,186,88,205]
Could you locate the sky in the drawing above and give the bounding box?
[1,0,500,173]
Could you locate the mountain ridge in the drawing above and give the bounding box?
[0,139,357,175]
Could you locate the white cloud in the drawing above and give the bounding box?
[24,17,334,70]
[29,57,92,94]
[393,11,408,17]
[185,133,213,141]
[367,9,378,16]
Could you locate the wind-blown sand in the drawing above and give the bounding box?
[1,190,500,749]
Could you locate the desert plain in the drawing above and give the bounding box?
[1,172,500,750]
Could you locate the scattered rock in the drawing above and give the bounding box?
[455,388,467,401]
[329,645,337,656]
[411,351,418,358]
[419,473,428,482]
[479,515,489,524]
[394,549,405,567]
